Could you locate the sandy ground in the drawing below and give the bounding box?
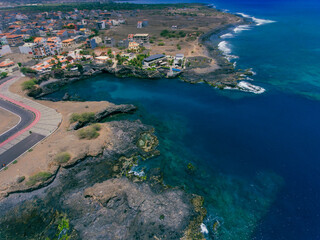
[0,77,117,194]
[103,5,240,72]
[0,108,20,136]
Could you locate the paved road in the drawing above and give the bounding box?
[0,98,35,143]
[0,76,45,169]
[0,133,45,168]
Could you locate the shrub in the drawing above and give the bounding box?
[158,42,165,46]
[78,124,101,140]
[20,67,37,75]
[54,152,71,164]
[26,172,52,186]
[70,112,95,124]
[0,72,8,79]
[78,127,99,140]
[22,78,38,90]
[91,123,101,131]
[17,176,25,183]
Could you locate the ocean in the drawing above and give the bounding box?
[46,0,320,239]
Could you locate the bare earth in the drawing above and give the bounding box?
[103,5,242,74]
[0,108,20,136]
[0,77,119,196]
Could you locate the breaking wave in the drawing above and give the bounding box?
[237,12,276,26]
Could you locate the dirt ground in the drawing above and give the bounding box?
[0,108,20,135]
[0,77,117,194]
[104,5,241,59]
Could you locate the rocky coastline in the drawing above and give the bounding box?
[0,100,207,239]
[23,18,258,99]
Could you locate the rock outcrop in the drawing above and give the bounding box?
[82,177,194,239]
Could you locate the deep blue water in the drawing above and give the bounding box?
[47,1,320,239]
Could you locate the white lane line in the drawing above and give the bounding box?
[0,105,22,138]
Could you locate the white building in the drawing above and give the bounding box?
[174,54,184,66]
[0,45,12,57]
[19,43,34,55]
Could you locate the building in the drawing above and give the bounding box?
[62,39,75,48]
[133,34,149,43]
[32,42,52,58]
[6,35,23,46]
[19,43,34,55]
[47,37,62,54]
[0,59,17,73]
[104,37,115,47]
[86,38,97,49]
[0,45,12,57]
[143,54,166,67]
[174,54,184,66]
[95,56,110,64]
[128,41,140,51]
[142,19,149,27]
[137,21,142,29]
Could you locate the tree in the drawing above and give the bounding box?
[0,72,8,79]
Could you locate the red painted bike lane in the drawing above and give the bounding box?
[0,77,41,148]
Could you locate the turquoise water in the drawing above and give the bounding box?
[46,1,320,239]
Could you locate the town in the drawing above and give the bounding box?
[0,6,194,81]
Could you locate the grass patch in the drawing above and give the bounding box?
[26,172,52,186]
[70,112,95,124]
[78,124,101,140]
[12,160,17,164]
[21,78,38,90]
[54,152,71,164]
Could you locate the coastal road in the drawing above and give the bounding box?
[0,76,45,169]
[0,98,35,143]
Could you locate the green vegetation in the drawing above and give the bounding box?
[127,54,148,68]
[21,78,38,91]
[187,163,195,172]
[12,160,17,164]
[116,54,128,65]
[16,176,25,183]
[158,42,165,46]
[78,124,101,140]
[0,72,8,79]
[177,44,181,50]
[70,112,95,124]
[54,152,71,164]
[20,67,37,75]
[160,30,186,38]
[1,2,201,13]
[26,171,52,186]
[159,214,165,220]
[56,215,71,240]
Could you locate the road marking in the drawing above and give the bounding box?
[0,105,22,138]
[0,77,41,148]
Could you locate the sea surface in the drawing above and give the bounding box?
[47,0,320,239]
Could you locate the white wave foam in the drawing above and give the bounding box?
[218,41,231,54]
[237,81,265,94]
[233,24,251,33]
[218,41,239,61]
[248,68,257,75]
[220,33,234,39]
[128,165,145,177]
[200,223,209,234]
[237,12,276,26]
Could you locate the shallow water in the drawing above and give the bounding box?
[44,0,320,239]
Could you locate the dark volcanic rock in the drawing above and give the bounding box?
[0,120,201,239]
[81,178,193,239]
